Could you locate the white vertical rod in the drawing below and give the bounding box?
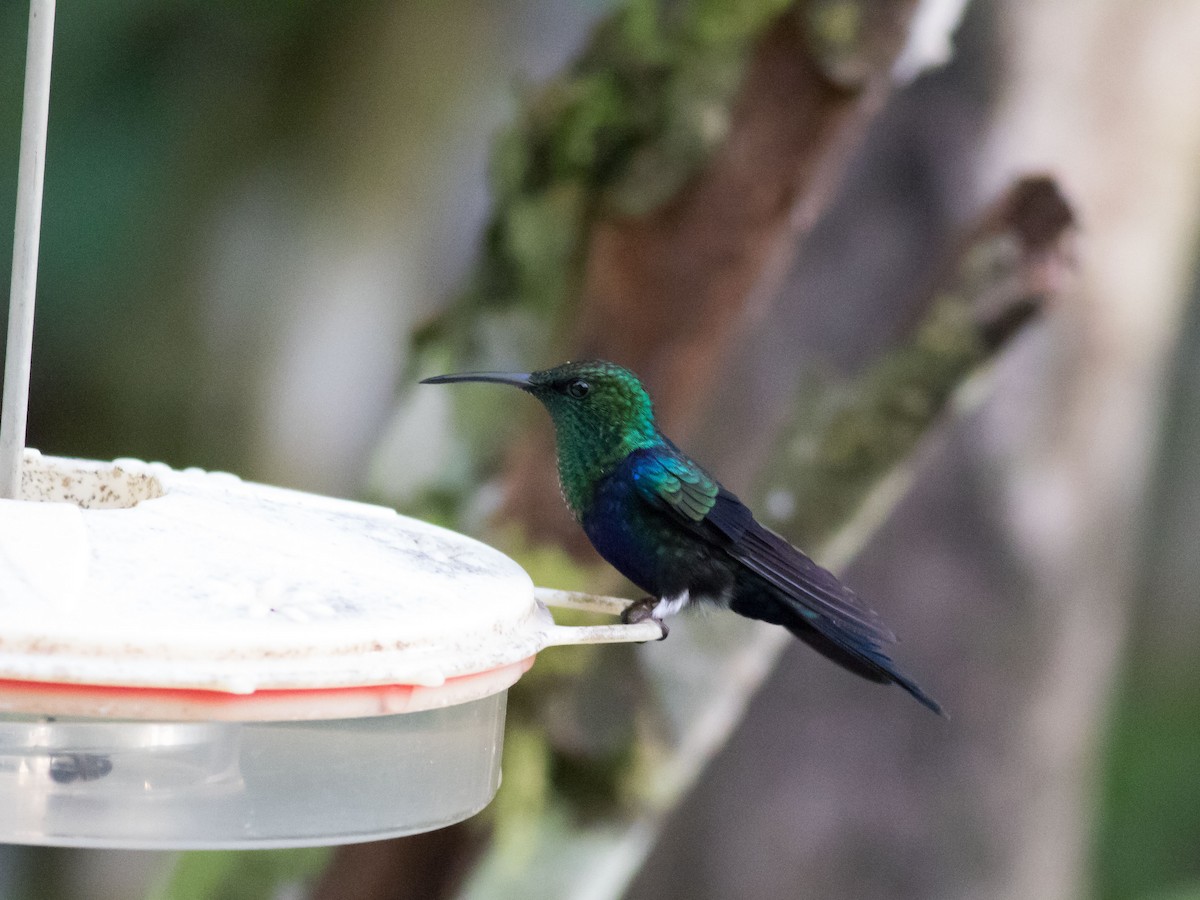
[0,0,56,499]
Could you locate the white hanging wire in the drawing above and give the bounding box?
[1,0,56,499]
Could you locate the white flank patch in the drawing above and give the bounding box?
[654,591,690,619]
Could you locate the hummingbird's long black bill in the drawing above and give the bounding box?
[420,371,534,389]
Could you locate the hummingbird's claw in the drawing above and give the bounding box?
[621,597,669,640]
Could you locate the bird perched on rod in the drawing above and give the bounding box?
[422,360,942,715]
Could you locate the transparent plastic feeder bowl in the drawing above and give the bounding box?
[0,700,505,849]
[0,452,658,849]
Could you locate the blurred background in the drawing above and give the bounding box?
[1,1,1199,898]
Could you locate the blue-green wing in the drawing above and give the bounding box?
[628,449,720,523]
[628,445,890,640]
[627,445,941,714]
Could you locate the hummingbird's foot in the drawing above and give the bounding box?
[620,597,669,640]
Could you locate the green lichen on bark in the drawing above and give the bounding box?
[761,174,1071,548]
[802,0,913,87]
[765,295,991,547]
[417,0,795,359]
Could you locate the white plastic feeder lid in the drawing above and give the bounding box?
[0,451,658,848]
[0,451,658,721]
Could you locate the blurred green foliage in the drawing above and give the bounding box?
[0,1,360,469]
[1097,663,1200,900]
[147,848,330,900]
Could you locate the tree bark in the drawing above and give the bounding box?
[499,3,921,550]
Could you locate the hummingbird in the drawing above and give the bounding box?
[422,360,942,714]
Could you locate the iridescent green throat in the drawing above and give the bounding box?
[552,411,660,518]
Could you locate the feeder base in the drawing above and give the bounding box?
[0,693,505,849]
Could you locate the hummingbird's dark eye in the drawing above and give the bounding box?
[566,379,590,399]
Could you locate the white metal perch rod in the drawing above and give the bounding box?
[1,0,56,499]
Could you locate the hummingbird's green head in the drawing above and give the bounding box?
[421,360,661,514]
